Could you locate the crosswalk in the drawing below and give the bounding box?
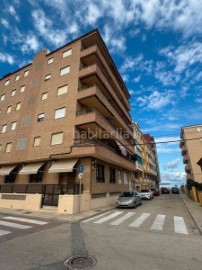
[82,211,189,235]
[0,216,48,238]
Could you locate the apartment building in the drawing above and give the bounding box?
[180,124,202,184]
[0,29,135,212]
[143,134,160,189]
[132,123,160,191]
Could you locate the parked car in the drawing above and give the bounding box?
[151,188,160,196]
[140,189,153,200]
[161,187,170,194]
[171,187,179,194]
[116,191,142,208]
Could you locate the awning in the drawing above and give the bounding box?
[48,159,78,173]
[19,162,45,175]
[0,165,18,176]
[115,140,127,156]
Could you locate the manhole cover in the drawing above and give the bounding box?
[64,256,96,269]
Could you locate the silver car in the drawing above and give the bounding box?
[140,189,153,200]
[116,191,142,208]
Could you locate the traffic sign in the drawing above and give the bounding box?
[78,173,83,179]
[78,164,84,173]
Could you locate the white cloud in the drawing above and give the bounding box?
[161,171,186,186]
[134,75,141,82]
[7,5,19,21]
[120,54,143,72]
[159,42,202,73]
[0,53,15,64]
[21,35,40,53]
[195,98,202,104]
[9,28,40,54]
[102,25,126,53]
[163,158,181,169]
[31,9,68,47]
[137,90,175,110]
[1,18,10,28]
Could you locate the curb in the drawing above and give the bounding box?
[180,194,202,235]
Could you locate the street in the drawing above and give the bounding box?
[0,194,202,269]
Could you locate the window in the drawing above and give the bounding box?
[16,138,27,150]
[24,70,29,77]
[45,74,51,81]
[22,116,31,127]
[16,102,21,110]
[2,124,7,133]
[0,94,5,101]
[124,172,128,184]
[7,106,12,114]
[57,85,68,96]
[118,170,122,184]
[60,66,70,76]
[41,92,48,100]
[51,132,63,145]
[33,137,41,147]
[55,107,66,119]
[11,121,17,131]
[63,49,72,58]
[15,74,20,81]
[20,85,25,93]
[4,79,10,86]
[96,164,105,183]
[109,167,116,183]
[48,58,54,64]
[5,142,12,153]
[29,166,44,183]
[37,113,45,122]
[5,166,18,183]
[11,89,16,96]
[0,144,2,151]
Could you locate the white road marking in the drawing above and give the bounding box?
[110,212,135,226]
[129,213,151,228]
[150,214,166,230]
[82,211,112,223]
[0,229,11,236]
[3,216,48,225]
[174,216,188,235]
[0,221,32,229]
[94,212,123,224]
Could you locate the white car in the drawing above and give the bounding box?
[140,189,153,200]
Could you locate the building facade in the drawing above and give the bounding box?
[180,124,202,184]
[132,123,160,190]
[0,29,136,212]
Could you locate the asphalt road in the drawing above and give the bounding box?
[0,194,201,270]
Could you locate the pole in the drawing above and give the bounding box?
[78,177,82,214]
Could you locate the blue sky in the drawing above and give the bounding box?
[1,0,202,187]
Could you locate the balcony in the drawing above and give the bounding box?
[185,164,191,173]
[135,161,143,172]
[181,145,187,156]
[79,63,131,123]
[71,142,135,171]
[80,44,130,110]
[75,108,134,153]
[183,154,189,164]
[179,140,185,148]
[77,85,133,138]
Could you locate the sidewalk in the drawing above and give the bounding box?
[180,193,202,235]
[0,205,114,222]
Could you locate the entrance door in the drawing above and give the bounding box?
[42,185,61,206]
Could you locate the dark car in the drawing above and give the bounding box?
[161,187,170,194]
[151,188,160,196]
[171,187,179,194]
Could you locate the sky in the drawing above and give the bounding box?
[0,0,202,187]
